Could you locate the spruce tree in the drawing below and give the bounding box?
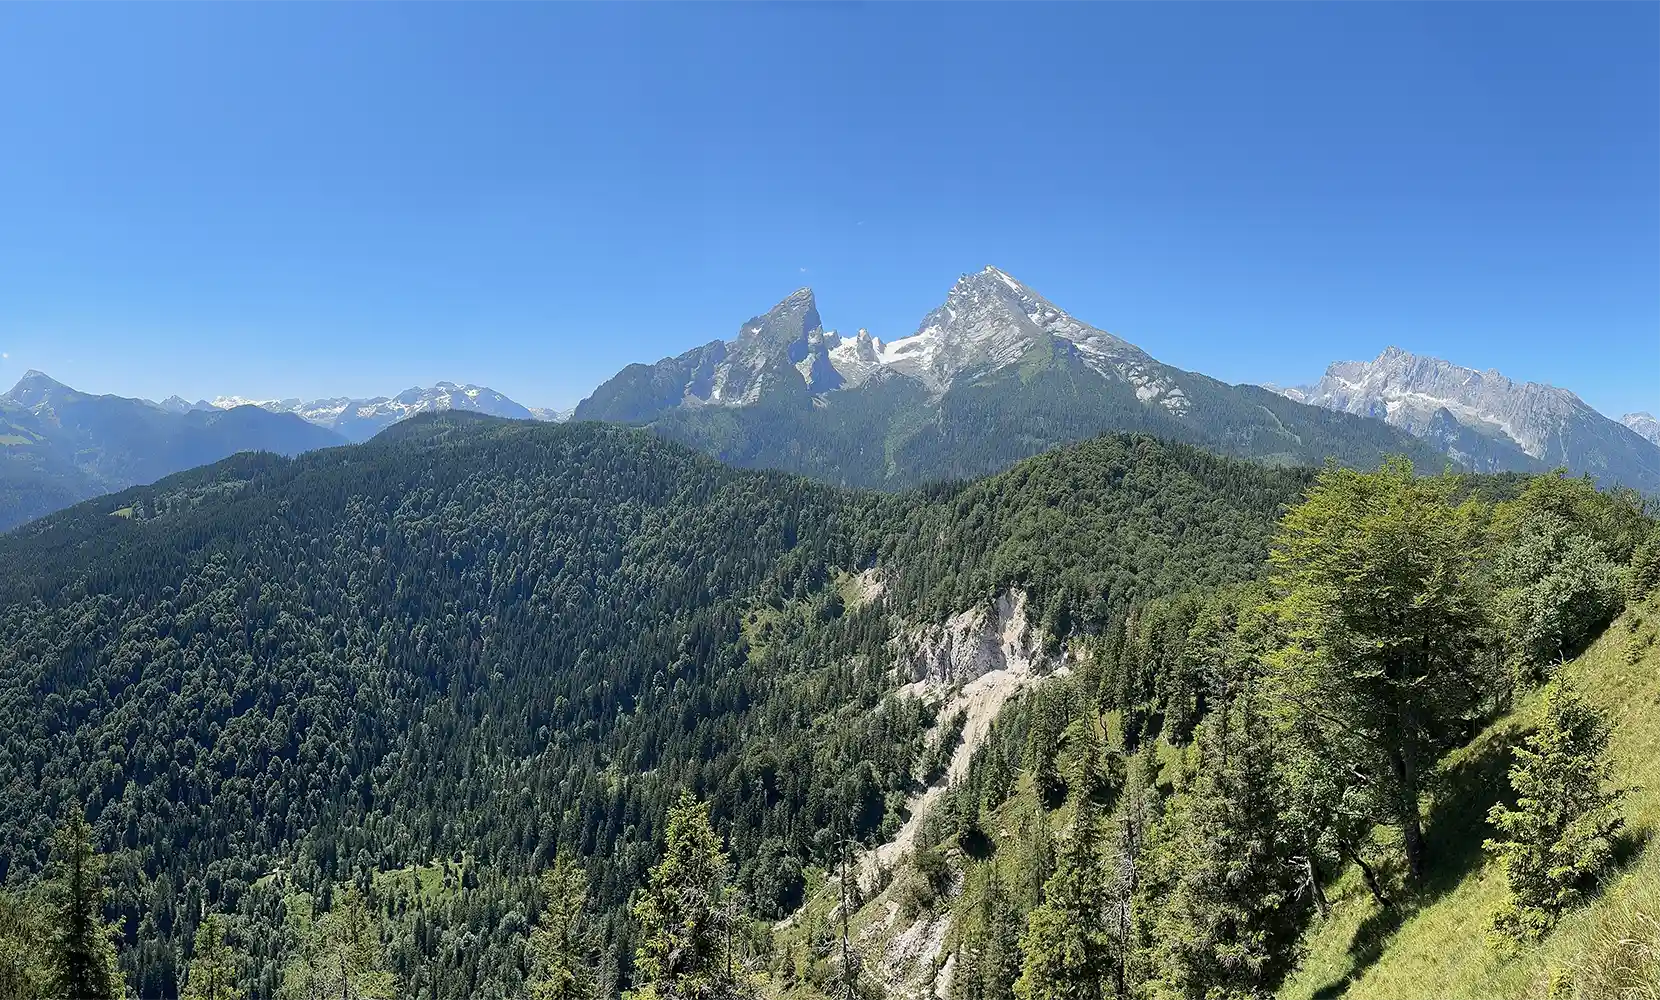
[628,793,746,1000]
[1486,680,1626,939]
[1064,712,1113,807]
[529,855,594,1000]
[46,808,125,1000]
[1013,797,1113,1000]
[0,888,52,1000]
[1141,693,1309,999]
[180,915,243,1000]
[1111,746,1163,998]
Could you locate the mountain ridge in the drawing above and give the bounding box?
[575,267,1451,487]
[201,380,564,441]
[1272,346,1660,491]
[1,370,346,532]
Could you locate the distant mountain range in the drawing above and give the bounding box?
[574,266,1450,487]
[4,269,1652,530]
[0,374,575,531]
[162,382,570,442]
[1268,347,1660,493]
[0,370,345,532]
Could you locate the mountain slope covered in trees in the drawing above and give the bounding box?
[0,413,1313,999]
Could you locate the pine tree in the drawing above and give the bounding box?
[1486,680,1626,940]
[1063,713,1112,807]
[46,808,126,1000]
[529,854,595,1000]
[180,915,243,1000]
[1141,693,1309,1000]
[279,890,397,1000]
[628,793,747,1000]
[1110,745,1163,998]
[0,888,52,1000]
[1013,797,1113,1000]
[1270,459,1491,883]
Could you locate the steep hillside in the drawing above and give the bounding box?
[1279,592,1660,1000]
[0,414,1308,999]
[576,268,1449,488]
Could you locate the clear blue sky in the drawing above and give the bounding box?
[0,3,1654,415]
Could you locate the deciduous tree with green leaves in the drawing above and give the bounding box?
[1270,459,1492,883]
[0,888,51,1000]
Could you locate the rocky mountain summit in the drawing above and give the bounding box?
[1622,412,1660,448]
[575,267,1444,487]
[1273,347,1660,491]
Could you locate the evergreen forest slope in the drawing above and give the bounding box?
[0,413,1311,998]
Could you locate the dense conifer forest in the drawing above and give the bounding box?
[1,413,1655,999]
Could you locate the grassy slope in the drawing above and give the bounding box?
[1280,594,1660,1000]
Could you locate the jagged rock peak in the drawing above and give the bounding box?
[1622,411,1660,447]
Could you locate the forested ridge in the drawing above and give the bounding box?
[3,413,1654,999]
[0,413,1316,998]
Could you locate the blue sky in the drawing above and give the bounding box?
[0,4,1654,415]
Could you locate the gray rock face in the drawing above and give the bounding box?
[580,266,1198,419]
[1623,412,1660,448]
[1274,348,1660,491]
[894,590,1038,689]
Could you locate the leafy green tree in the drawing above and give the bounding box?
[1493,510,1624,677]
[628,793,747,1000]
[1013,797,1113,1000]
[529,855,594,1000]
[1141,692,1309,1000]
[279,890,397,1000]
[1486,680,1626,940]
[0,888,51,1000]
[45,808,125,1000]
[1270,459,1491,882]
[180,914,244,1000]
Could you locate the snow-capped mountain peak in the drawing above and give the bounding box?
[196,383,557,441]
[1623,412,1660,448]
[1268,348,1660,489]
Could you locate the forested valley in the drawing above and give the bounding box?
[1,413,1656,1000]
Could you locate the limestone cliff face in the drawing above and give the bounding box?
[894,590,1039,689]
